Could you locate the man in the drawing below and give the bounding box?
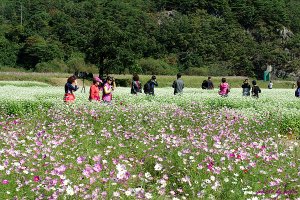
[172,73,184,95]
[145,75,158,95]
[207,76,214,90]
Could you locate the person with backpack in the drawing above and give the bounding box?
[144,75,158,95]
[218,77,230,97]
[251,80,261,98]
[201,80,208,89]
[172,73,184,95]
[295,79,300,97]
[89,77,102,101]
[241,79,251,96]
[131,74,142,94]
[64,75,79,103]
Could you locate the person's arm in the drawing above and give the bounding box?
[172,80,175,88]
[154,80,158,86]
[68,82,78,91]
[112,79,116,91]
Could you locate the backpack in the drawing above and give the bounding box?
[143,81,151,94]
[295,88,300,97]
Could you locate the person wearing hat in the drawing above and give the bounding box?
[89,77,102,101]
[64,75,79,102]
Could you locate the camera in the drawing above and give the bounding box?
[74,71,93,79]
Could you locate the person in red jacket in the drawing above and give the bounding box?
[89,77,102,101]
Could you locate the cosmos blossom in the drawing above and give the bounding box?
[0,86,299,199]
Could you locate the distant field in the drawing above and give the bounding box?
[0,72,296,88]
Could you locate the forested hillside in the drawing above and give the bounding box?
[1,0,300,78]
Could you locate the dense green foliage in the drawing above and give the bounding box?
[1,0,300,78]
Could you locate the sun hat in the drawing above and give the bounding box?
[93,77,102,83]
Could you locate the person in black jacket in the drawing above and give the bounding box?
[251,80,261,98]
[242,79,251,96]
[145,75,158,95]
[207,77,214,90]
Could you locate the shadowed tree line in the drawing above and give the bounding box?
[0,0,300,78]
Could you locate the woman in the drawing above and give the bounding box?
[89,77,102,101]
[64,75,79,102]
[102,76,116,103]
[219,77,230,97]
[131,74,142,94]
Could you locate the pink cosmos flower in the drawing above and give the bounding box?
[33,176,40,182]
[77,156,85,164]
[2,179,9,184]
[93,155,102,162]
[93,163,103,172]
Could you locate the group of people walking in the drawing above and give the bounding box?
[64,74,300,103]
[130,74,267,98]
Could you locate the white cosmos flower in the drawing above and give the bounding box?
[145,193,152,199]
[145,172,152,179]
[154,163,163,171]
[66,186,74,196]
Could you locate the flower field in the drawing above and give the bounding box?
[0,82,299,199]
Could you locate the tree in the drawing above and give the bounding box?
[17,35,64,69]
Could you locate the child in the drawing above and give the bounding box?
[251,80,261,98]
[64,75,79,102]
[219,77,230,97]
[102,76,116,103]
[241,79,251,96]
[89,77,102,101]
[131,74,142,94]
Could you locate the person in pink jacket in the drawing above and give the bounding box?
[218,77,230,97]
[102,76,116,103]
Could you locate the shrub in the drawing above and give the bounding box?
[35,59,68,73]
[115,78,130,87]
[138,58,178,75]
[66,55,98,74]
[185,67,208,76]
